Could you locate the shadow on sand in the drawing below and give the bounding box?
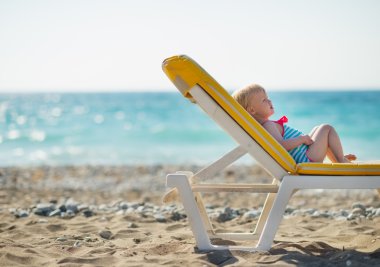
[197,241,380,266]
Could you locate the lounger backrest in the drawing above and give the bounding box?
[162,55,297,173]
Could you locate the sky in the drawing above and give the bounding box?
[0,0,380,93]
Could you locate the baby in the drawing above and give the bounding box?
[232,84,356,163]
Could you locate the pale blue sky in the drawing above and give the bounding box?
[1,0,379,92]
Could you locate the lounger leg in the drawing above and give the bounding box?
[254,179,278,235]
[195,192,215,234]
[175,172,214,233]
[256,180,294,251]
[254,192,276,235]
[166,174,214,250]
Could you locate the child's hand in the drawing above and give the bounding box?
[301,135,314,145]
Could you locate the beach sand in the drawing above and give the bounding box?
[0,165,379,266]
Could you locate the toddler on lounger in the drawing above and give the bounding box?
[232,84,356,163]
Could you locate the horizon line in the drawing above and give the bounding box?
[1,87,380,94]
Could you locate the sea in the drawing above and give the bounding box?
[0,91,379,167]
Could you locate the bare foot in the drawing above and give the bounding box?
[344,154,357,162]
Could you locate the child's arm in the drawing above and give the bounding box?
[263,121,313,151]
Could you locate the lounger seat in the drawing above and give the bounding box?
[162,54,380,251]
[296,162,380,175]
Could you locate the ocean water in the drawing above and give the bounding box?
[0,91,379,166]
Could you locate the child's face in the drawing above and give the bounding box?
[247,90,274,120]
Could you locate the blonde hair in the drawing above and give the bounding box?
[232,83,265,110]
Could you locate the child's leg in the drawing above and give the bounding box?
[308,126,318,137]
[307,124,349,163]
[308,126,336,162]
[326,149,338,163]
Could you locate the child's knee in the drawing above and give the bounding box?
[320,124,333,131]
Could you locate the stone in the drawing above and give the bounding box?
[347,213,357,220]
[170,211,186,221]
[66,204,78,213]
[352,207,365,216]
[136,206,145,213]
[351,203,366,211]
[84,236,94,242]
[374,208,380,217]
[320,212,331,218]
[49,209,61,217]
[243,210,260,220]
[128,222,138,228]
[154,214,167,223]
[217,207,236,222]
[82,209,93,218]
[99,230,112,240]
[119,202,129,210]
[34,203,55,216]
[304,208,317,215]
[78,204,89,211]
[49,199,58,204]
[15,210,29,218]
[58,204,67,212]
[98,204,108,211]
[66,210,76,217]
[285,207,296,214]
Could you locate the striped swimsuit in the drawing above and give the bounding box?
[275,116,311,164]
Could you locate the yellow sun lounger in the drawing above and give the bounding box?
[162,55,380,251]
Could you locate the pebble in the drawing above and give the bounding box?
[84,236,94,242]
[15,210,29,218]
[319,212,331,218]
[154,214,167,223]
[66,204,79,213]
[303,208,317,215]
[99,230,112,240]
[49,209,61,217]
[78,204,89,212]
[347,213,357,221]
[371,209,378,218]
[58,204,67,212]
[352,203,366,211]
[335,210,349,217]
[217,207,239,222]
[65,210,76,218]
[82,209,94,217]
[128,222,138,228]
[8,197,380,223]
[170,211,186,221]
[34,203,55,216]
[98,204,109,211]
[285,207,296,214]
[352,207,365,216]
[242,210,260,219]
[119,202,129,210]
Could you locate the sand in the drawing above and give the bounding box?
[0,164,379,266]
